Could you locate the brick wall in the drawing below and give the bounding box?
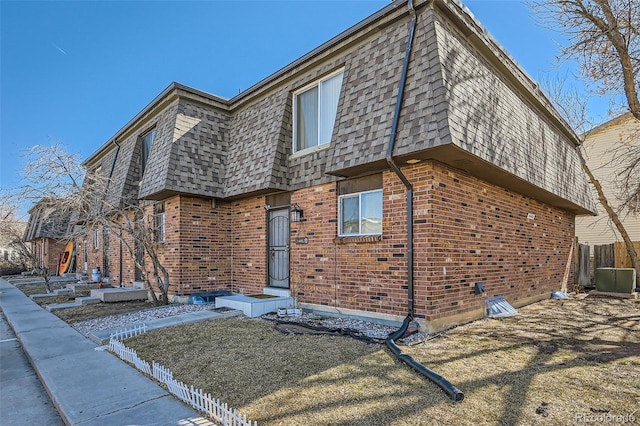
[31,238,66,275]
[229,197,268,294]
[95,162,574,330]
[288,161,575,329]
[169,196,233,295]
[415,163,575,327]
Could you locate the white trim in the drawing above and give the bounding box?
[288,142,330,159]
[338,189,383,237]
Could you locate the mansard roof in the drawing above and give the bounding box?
[82,0,597,215]
[23,199,74,242]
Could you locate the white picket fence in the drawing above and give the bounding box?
[108,338,256,426]
[109,339,151,375]
[109,323,148,340]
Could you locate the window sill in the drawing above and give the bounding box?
[334,235,382,244]
[289,143,330,159]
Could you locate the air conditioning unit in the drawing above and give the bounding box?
[595,268,637,293]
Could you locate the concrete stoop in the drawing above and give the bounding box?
[45,296,102,312]
[30,288,74,300]
[215,293,295,317]
[91,287,149,302]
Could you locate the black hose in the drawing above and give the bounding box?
[385,316,464,402]
[265,317,383,345]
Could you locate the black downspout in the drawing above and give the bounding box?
[384,0,464,402]
[105,140,122,286]
[385,0,417,318]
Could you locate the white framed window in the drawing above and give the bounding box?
[293,69,344,153]
[140,129,156,173]
[154,203,166,243]
[339,189,383,236]
[93,227,100,250]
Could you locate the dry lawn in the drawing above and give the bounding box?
[125,295,640,425]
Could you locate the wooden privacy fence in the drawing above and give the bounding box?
[594,244,614,270]
[614,241,640,269]
[577,243,591,287]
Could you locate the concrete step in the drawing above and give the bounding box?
[66,283,102,292]
[30,293,59,300]
[46,302,81,312]
[28,288,74,300]
[91,288,149,302]
[75,296,102,305]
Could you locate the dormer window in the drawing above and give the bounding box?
[140,129,156,173]
[293,69,344,153]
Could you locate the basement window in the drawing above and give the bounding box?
[338,174,383,237]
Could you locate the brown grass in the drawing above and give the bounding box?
[124,296,640,425]
[17,282,155,322]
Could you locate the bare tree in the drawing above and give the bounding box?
[534,0,639,285]
[0,195,56,291]
[15,143,172,304]
[544,80,640,286]
[0,197,30,271]
[534,0,639,118]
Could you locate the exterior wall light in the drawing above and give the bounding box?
[291,204,304,222]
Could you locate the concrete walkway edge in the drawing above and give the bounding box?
[0,277,215,426]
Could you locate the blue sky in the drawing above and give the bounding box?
[1,0,610,212]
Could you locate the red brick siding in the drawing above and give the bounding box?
[414,163,575,322]
[31,238,66,275]
[96,162,574,327]
[171,196,233,295]
[229,197,268,294]
[289,161,575,323]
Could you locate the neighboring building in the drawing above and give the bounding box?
[575,113,640,247]
[0,217,26,263]
[23,199,73,274]
[80,0,595,331]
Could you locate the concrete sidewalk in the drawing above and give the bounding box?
[0,277,216,426]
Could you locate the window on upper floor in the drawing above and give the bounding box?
[140,129,157,173]
[338,174,383,237]
[293,69,344,153]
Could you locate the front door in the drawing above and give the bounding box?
[268,208,290,288]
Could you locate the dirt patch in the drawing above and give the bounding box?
[124,296,640,425]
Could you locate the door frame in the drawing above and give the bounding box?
[267,206,290,289]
